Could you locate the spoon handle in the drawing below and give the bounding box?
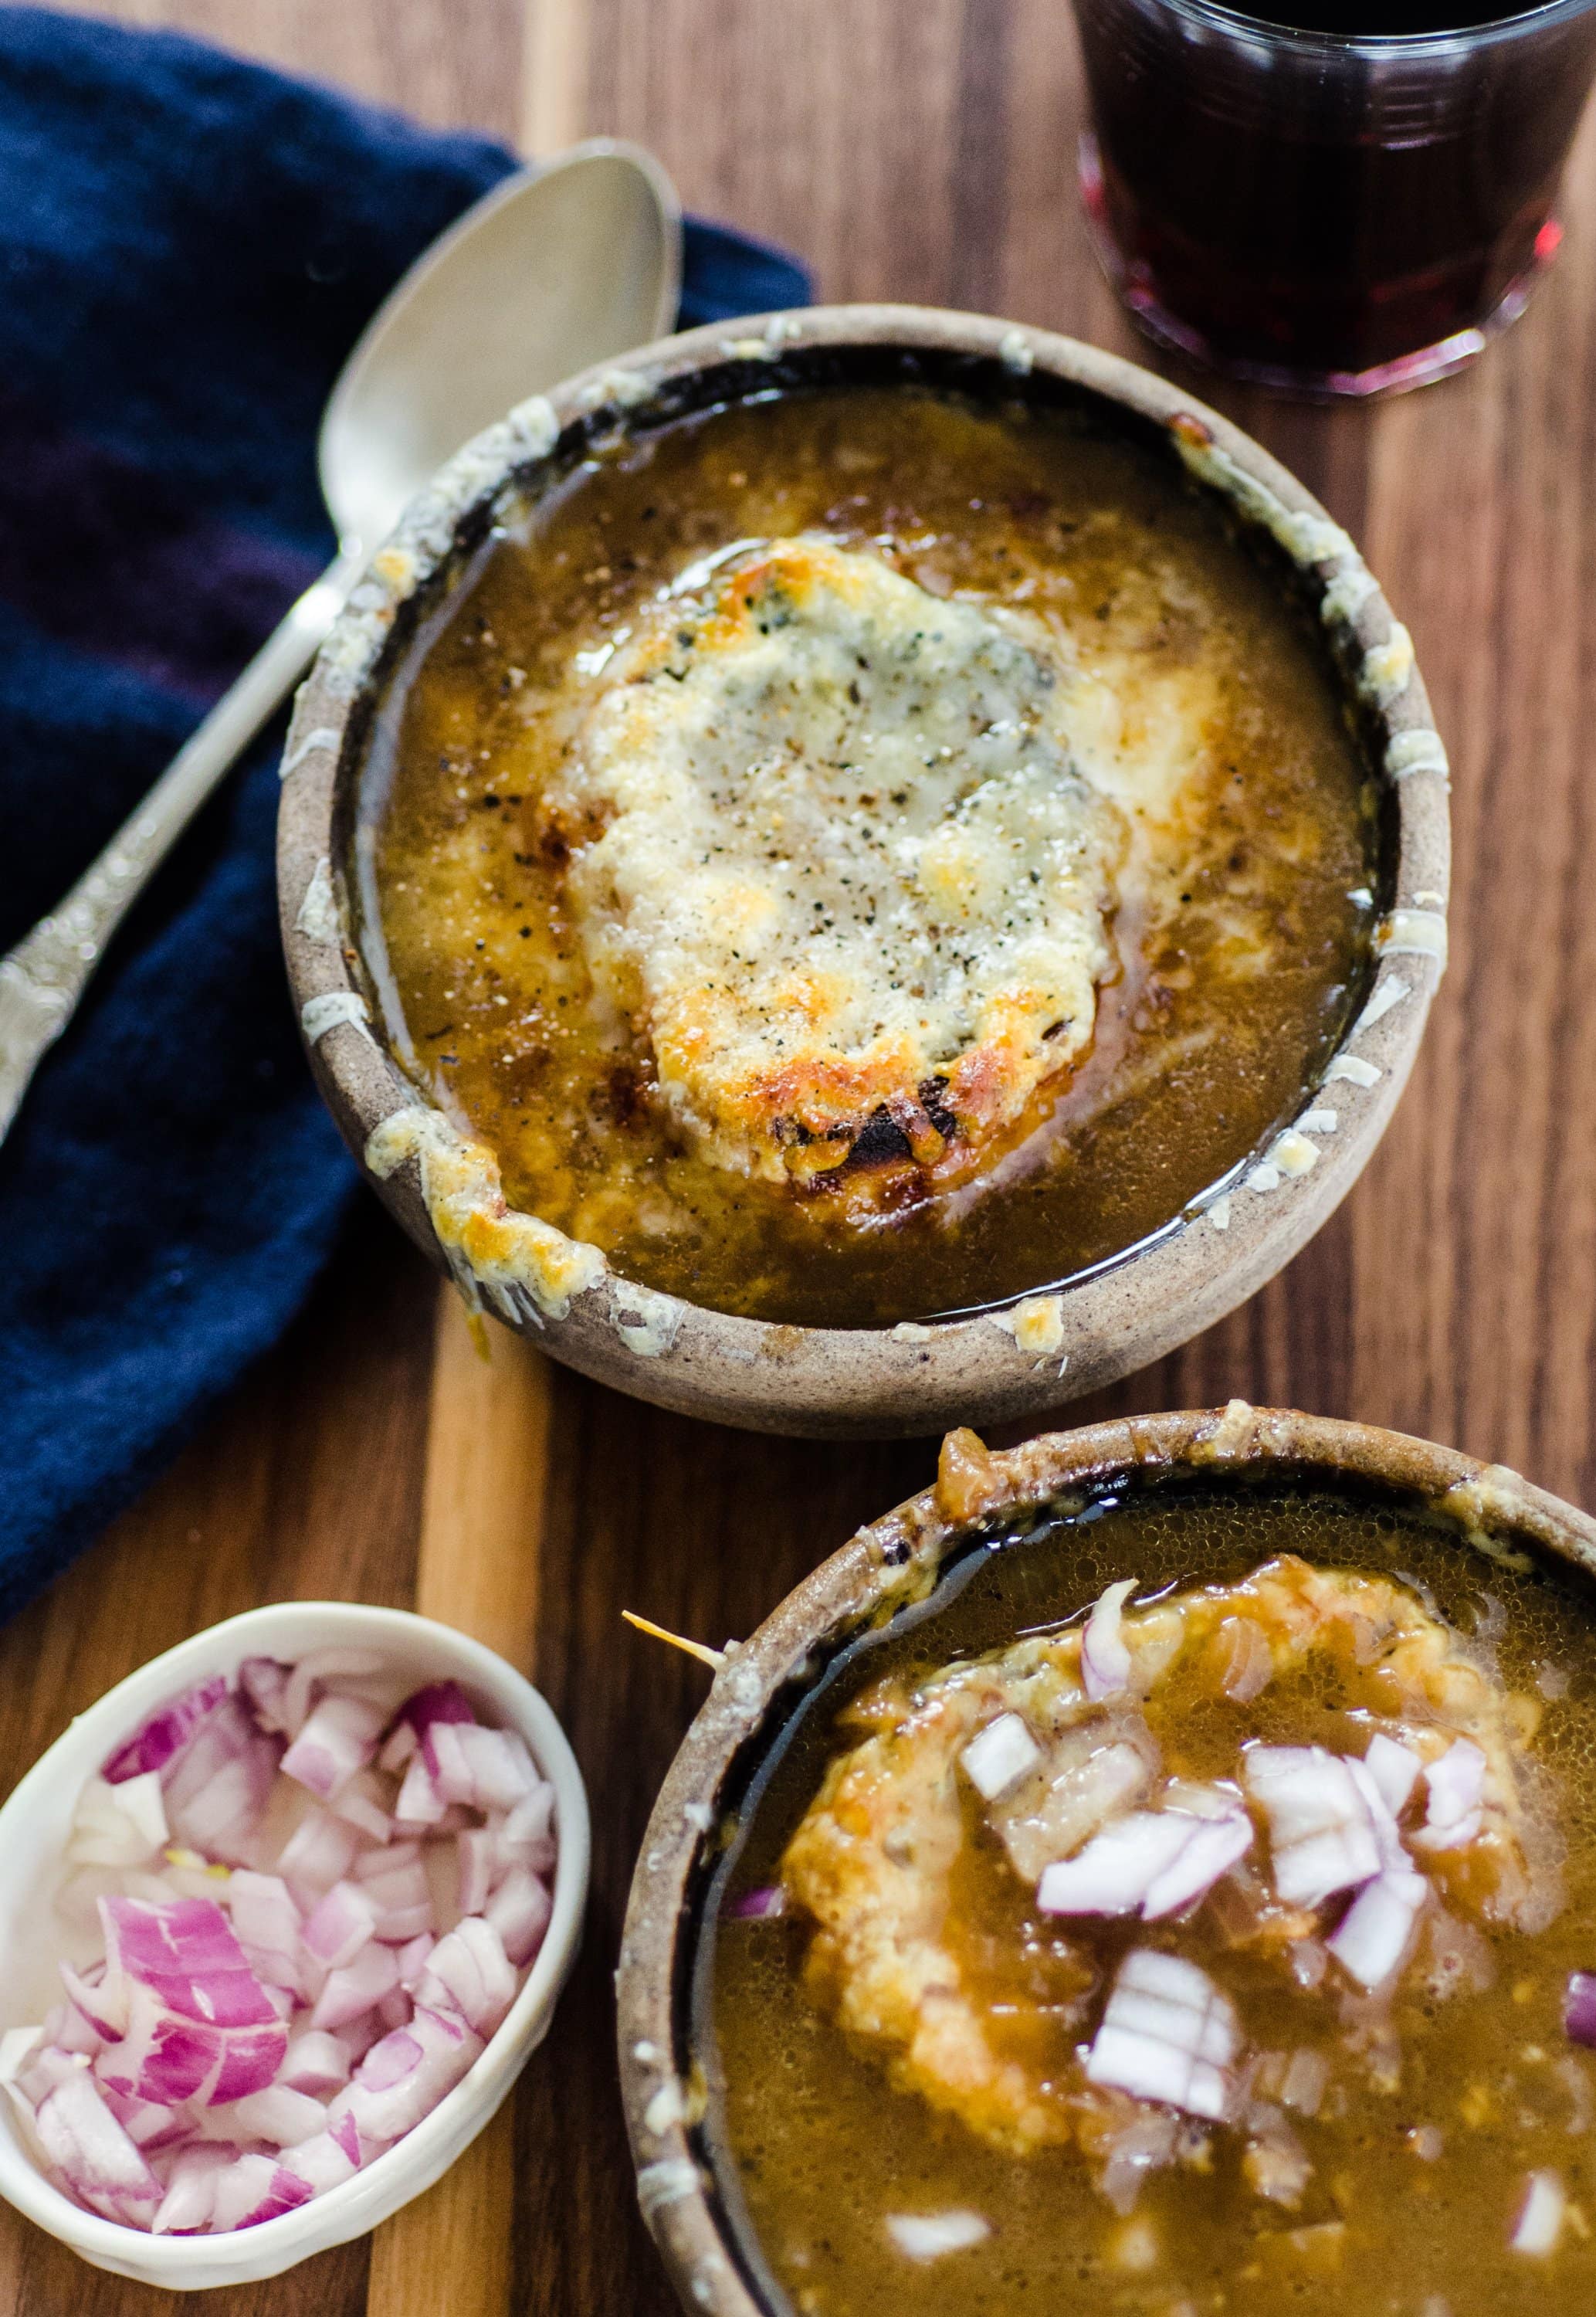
[0,544,365,1144]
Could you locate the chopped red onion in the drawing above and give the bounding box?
[1243,1746,1383,1907]
[237,1657,293,1735]
[280,2029,349,2097]
[726,1884,788,1922]
[1085,1949,1238,2122]
[1364,1733,1425,1820]
[151,2142,236,2235]
[1036,1795,1252,1923]
[483,1868,553,1968]
[301,1881,379,1973]
[229,2083,332,2148]
[206,2151,315,2233]
[34,2070,163,2224]
[1327,1869,1429,1991]
[276,1806,360,1907]
[1218,1616,1273,1705]
[884,2209,992,2259]
[415,1917,517,2039]
[1564,1971,1596,2047]
[67,1773,169,1869]
[103,1678,229,1787]
[961,1712,1043,1802]
[15,1648,554,2236]
[281,1694,387,1804]
[309,1940,401,2034]
[1081,1579,1138,1701]
[1511,2169,1567,2256]
[1412,1739,1487,1854]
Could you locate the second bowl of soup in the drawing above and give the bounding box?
[618,1407,1596,2317]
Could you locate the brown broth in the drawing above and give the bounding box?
[362,385,1377,1328]
[701,1477,1596,2316]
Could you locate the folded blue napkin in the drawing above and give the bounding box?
[0,6,810,1622]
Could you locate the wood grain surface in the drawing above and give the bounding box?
[5,1,1596,2311]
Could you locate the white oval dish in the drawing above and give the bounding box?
[0,1600,590,2289]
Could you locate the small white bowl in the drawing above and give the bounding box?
[0,1600,590,2289]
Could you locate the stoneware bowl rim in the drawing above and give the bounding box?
[613,1403,1596,2317]
[278,305,1452,1440]
[0,1600,590,2290]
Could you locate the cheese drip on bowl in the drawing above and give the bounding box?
[545,535,1124,1197]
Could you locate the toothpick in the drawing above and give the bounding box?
[622,1609,727,1670]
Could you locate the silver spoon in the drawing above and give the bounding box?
[0,140,681,1141]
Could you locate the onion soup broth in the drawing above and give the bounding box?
[700,1473,1596,2315]
[363,382,1377,1328]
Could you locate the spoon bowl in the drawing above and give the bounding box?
[322,143,681,557]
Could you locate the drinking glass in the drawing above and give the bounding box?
[1071,0,1596,395]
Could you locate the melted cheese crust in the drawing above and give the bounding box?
[547,537,1124,1190]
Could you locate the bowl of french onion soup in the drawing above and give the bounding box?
[618,1404,1596,2317]
[278,307,1450,1437]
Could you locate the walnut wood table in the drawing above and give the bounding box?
[6,2,1595,2311]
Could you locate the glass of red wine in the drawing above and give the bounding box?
[1071,0,1596,395]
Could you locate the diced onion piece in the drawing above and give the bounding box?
[1143,1807,1255,1921]
[60,1959,122,2040]
[1564,1971,1596,2049]
[34,2069,163,2222]
[395,1932,435,1988]
[430,1726,538,1814]
[161,1696,280,1864]
[301,1881,379,1972]
[151,2142,236,2234]
[206,2150,315,2232]
[393,1752,447,1831]
[308,1940,402,2034]
[229,2083,332,2148]
[276,1806,360,1907]
[67,1773,168,1868]
[330,2004,482,2153]
[1364,1733,1425,1820]
[397,1681,478,1770]
[726,1885,786,1922]
[457,1828,499,1917]
[283,1650,388,1740]
[237,1658,293,1735]
[102,1678,229,1786]
[1037,1796,1251,1923]
[1081,1579,1137,1702]
[1279,2048,1330,2118]
[1085,1949,1238,2122]
[281,1694,387,1803]
[1412,1739,1488,1854]
[1243,1747,1382,1907]
[102,1895,280,2031]
[1039,1813,1194,1918]
[885,2209,992,2260]
[280,2028,350,2097]
[332,1770,393,1844]
[1511,2169,1567,2256]
[1218,1617,1273,1705]
[1096,2109,1178,2216]
[415,1917,517,2039]
[226,1870,303,1996]
[483,1867,552,1968]
[279,2118,361,2195]
[502,1783,557,1871]
[961,1713,1042,1802]
[1327,1870,1428,1991]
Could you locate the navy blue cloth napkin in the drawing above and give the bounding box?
[0,6,809,1622]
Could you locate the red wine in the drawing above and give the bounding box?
[1072,0,1596,392]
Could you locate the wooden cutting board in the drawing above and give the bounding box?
[6,2,1596,2311]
